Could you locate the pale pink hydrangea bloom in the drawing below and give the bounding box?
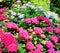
[40,34,46,38]
[28,29,33,33]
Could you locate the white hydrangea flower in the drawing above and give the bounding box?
[38,6,45,12]
[18,14,24,19]
[17,0,21,3]
[11,12,16,16]
[21,5,26,9]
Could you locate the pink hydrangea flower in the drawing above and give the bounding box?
[34,27,43,34]
[46,40,54,49]
[56,50,60,53]
[46,26,52,33]
[24,18,39,25]
[2,32,18,52]
[23,31,30,40]
[18,28,30,40]
[30,49,43,53]
[28,29,33,33]
[36,44,43,50]
[31,18,39,24]
[44,18,52,26]
[5,22,18,29]
[35,49,43,53]
[18,28,25,37]
[54,28,60,34]
[0,8,3,13]
[37,16,45,21]
[0,14,7,20]
[30,50,35,53]
[0,28,3,39]
[47,48,55,53]
[50,35,58,44]
[26,41,34,50]
[0,8,6,14]
[40,34,46,38]
[0,47,2,53]
[7,43,18,52]
[24,18,31,23]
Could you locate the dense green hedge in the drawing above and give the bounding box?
[0,0,16,8]
[50,0,60,16]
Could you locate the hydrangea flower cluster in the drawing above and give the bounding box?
[0,8,7,21]
[25,16,52,26]
[0,5,60,53]
[2,32,18,52]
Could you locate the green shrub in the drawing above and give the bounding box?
[50,0,60,16]
[0,0,16,8]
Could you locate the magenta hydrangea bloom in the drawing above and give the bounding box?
[25,18,39,25]
[44,18,52,26]
[36,44,43,50]
[56,50,60,53]
[46,40,54,49]
[24,18,31,24]
[18,28,25,37]
[0,8,4,14]
[18,28,30,40]
[30,50,35,53]
[0,28,3,39]
[0,47,2,53]
[37,16,45,21]
[34,27,43,34]
[31,18,39,24]
[30,49,43,53]
[47,48,55,53]
[0,8,6,14]
[0,14,7,20]
[54,28,60,34]
[51,35,58,44]
[2,32,18,52]
[26,41,34,50]
[46,26,52,33]
[34,49,43,53]
[7,43,18,52]
[40,34,46,38]
[5,22,18,29]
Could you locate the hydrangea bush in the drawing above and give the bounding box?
[0,1,60,53]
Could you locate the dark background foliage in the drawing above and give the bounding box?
[50,0,60,16]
